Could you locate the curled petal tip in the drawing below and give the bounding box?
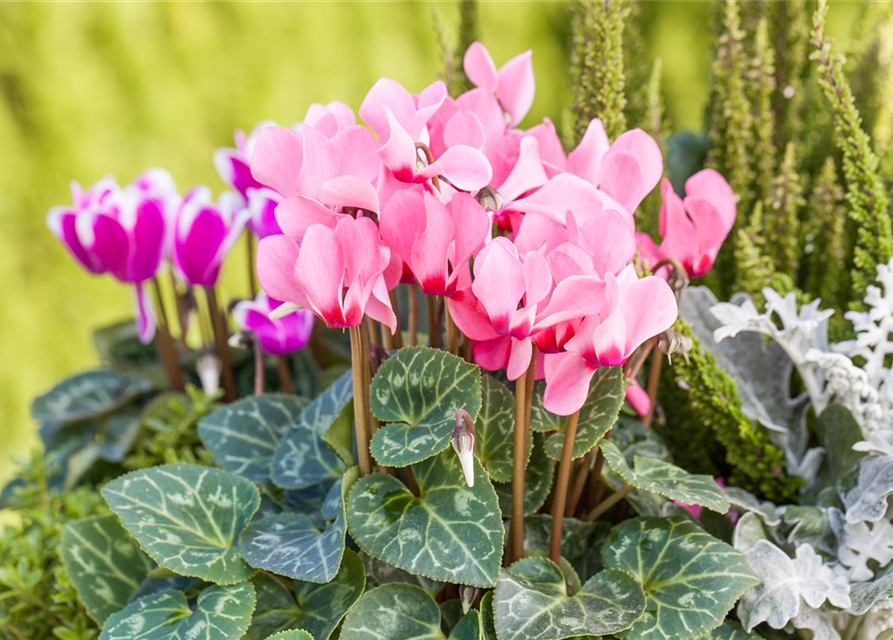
[269,301,302,319]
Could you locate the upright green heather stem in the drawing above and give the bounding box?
[203,286,236,402]
[509,363,531,563]
[349,325,373,475]
[550,408,582,562]
[151,277,185,392]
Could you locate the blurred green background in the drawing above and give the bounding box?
[0,1,860,487]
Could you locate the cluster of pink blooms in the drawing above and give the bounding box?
[48,42,737,416]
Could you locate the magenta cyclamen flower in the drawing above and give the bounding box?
[257,215,396,332]
[47,169,176,343]
[543,266,678,415]
[172,187,249,287]
[636,169,737,278]
[233,292,314,356]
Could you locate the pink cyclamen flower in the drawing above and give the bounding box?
[380,190,490,297]
[449,237,606,380]
[636,169,737,278]
[233,292,314,356]
[543,266,678,415]
[172,186,249,287]
[359,78,492,192]
[47,170,176,343]
[256,215,396,332]
[463,42,535,127]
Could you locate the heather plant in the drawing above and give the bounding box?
[3,1,893,640]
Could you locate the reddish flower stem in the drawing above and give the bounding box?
[550,407,582,562]
[277,356,293,394]
[349,325,373,476]
[151,278,185,392]
[204,286,236,402]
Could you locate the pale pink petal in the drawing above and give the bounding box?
[635,232,663,271]
[685,168,736,233]
[535,276,606,328]
[250,127,303,197]
[526,118,566,175]
[256,235,307,306]
[276,196,339,241]
[448,289,501,341]
[380,188,426,265]
[443,111,486,150]
[590,307,628,366]
[420,145,493,192]
[318,175,379,213]
[294,225,346,327]
[360,77,416,138]
[497,136,548,203]
[296,126,338,199]
[365,275,398,333]
[377,110,417,183]
[463,42,498,92]
[472,337,511,372]
[619,275,678,355]
[599,129,662,214]
[567,118,610,186]
[496,50,535,126]
[543,352,598,416]
[412,81,448,137]
[513,212,569,255]
[506,337,533,381]
[471,237,525,333]
[331,125,380,183]
[413,192,453,295]
[448,193,490,268]
[522,250,552,308]
[511,173,602,224]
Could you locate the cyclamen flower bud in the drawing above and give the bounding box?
[459,585,479,614]
[197,353,222,397]
[451,409,476,488]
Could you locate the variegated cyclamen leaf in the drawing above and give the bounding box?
[524,514,611,582]
[542,367,625,460]
[32,369,152,426]
[273,373,354,489]
[347,451,503,587]
[240,468,357,583]
[699,621,761,640]
[370,347,482,467]
[246,549,364,640]
[600,440,729,513]
[340,583,446,640]
[101,464,260,584]
[199,394,307,482]
[494,556,646,640]
[495,432,553,516]
[362,554,443,596]
[843,454,893,524]
[476,374,523,483]
[99,582,256,640]
[602,517,759,640]
[61,514,155,623]
[480,591,497,640]
[263,632,315,640]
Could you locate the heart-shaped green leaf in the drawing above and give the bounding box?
[246,548,364,640]
[602,517,759,640]
[33,369,151,426]
[61,514,155,623]
[99,582,256,640]
[199,394,307,482]
[348,451,503,587]
[448,611,483,640]
[476,374,523,482]
[542,367,625,460]
[341,583,446,640]
[102,464,260,584]
[241,468,356,583]
[600,440,730,513]
[495,432,553,516]
[494,557,646,640]
[370,347,482,467]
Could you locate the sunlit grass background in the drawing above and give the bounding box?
[0,1,860,487]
